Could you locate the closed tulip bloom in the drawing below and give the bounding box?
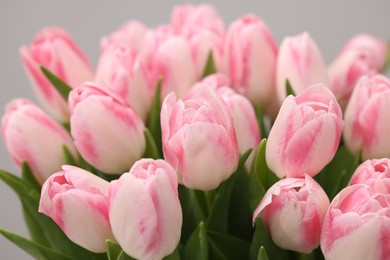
[109,159,182,260]
[170,4,225,36]
[328,34,387,108]
[100,20,147,52]
[276,32,330,103]
[1,99,78,184]
[344,74,390,160]
[39,166,114,253]
[266,84,343,178]
[68,83,145,174]
[321,184,390,260]
[161,85,239,190]
[95,45,150,121]
[349,159,390,194]
[140,28,197,99]
[253,175,330,253]
[20,27,93,121]
[223,14,278,108]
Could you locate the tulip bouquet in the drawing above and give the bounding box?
[1,4,390,260]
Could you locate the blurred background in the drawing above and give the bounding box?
[1,0,389,258]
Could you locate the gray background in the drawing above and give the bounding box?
[1,0,389,259]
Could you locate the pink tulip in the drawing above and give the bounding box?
[139,27,197,99]
[349,159,390,194]
[253,175,330,253]
[1,99,78,184]
[321,184,390,260]
[266,84,343,178]
[68,83,145,174]
[95,44,150,121]
[199,74,260,170]
[100,20,147,52]
[328,34,387,108]
[170,4,225,36]
[20,27,93,121]
[109,159,182,260]
[161,85,239,190]
[223,15,278,108]
[276,32,330,103]
[344,74,390,160]
[39,165,114,253]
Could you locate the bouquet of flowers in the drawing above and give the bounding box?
[1,4,389,260]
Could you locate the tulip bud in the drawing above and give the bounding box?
[266,84,343,178]
[20,27,93,121]
[95,45,150,121]
[200,74,261,170]
[170,4,225,36]
[276,32,330,103]
[223,15,278,108]
[100,20,147,52]
[161,85,239,190]
[109,159,182,260]
[321,184,390,260]
[328,34,387,108]
[39,166,114,253]
[68,83,145,174]
[139,28,197,99]
[253,175,330,253]
[1,99,78,184]
[349,159,390,194]
[344,74,390,160]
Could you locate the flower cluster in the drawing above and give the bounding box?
[1,4,390,260]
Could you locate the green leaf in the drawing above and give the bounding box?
[40,66,73,101]
[0,229,71,260]
[22,202,50,247]
[254,105,269,139]
[143,128,161,159]
[201,50,217,78]
[257,246,269,260]
[381,40,390,73]
[185,222,208,260]
[207,150,252,233]
[146,78,163,156]
[62,145,77,165]
[285,79,295,96]
[207,230,250,260]
[21,161,40,191]
[179,186,207,243]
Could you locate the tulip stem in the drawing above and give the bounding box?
[204,190,216,211]
[298,253,309,260]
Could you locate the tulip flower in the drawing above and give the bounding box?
[139,27,197,99]
[276,32,329,103]
[109,159,182,260]
[161,84,239,190]
[68,83,145,174]
[266,84,343,178]
[20,27,93,121]
[170,4,225,36]
[100,20,147,52]
[94,44,150,121]
[344,74,390,160]
[349,158,390,194]
[253,175,330,253]
[321,184,390,260]
[1,99,78,184]
[223,14,278,108]
[328,34,387,108]
[39,165,115,253]
[198,74,260,170]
